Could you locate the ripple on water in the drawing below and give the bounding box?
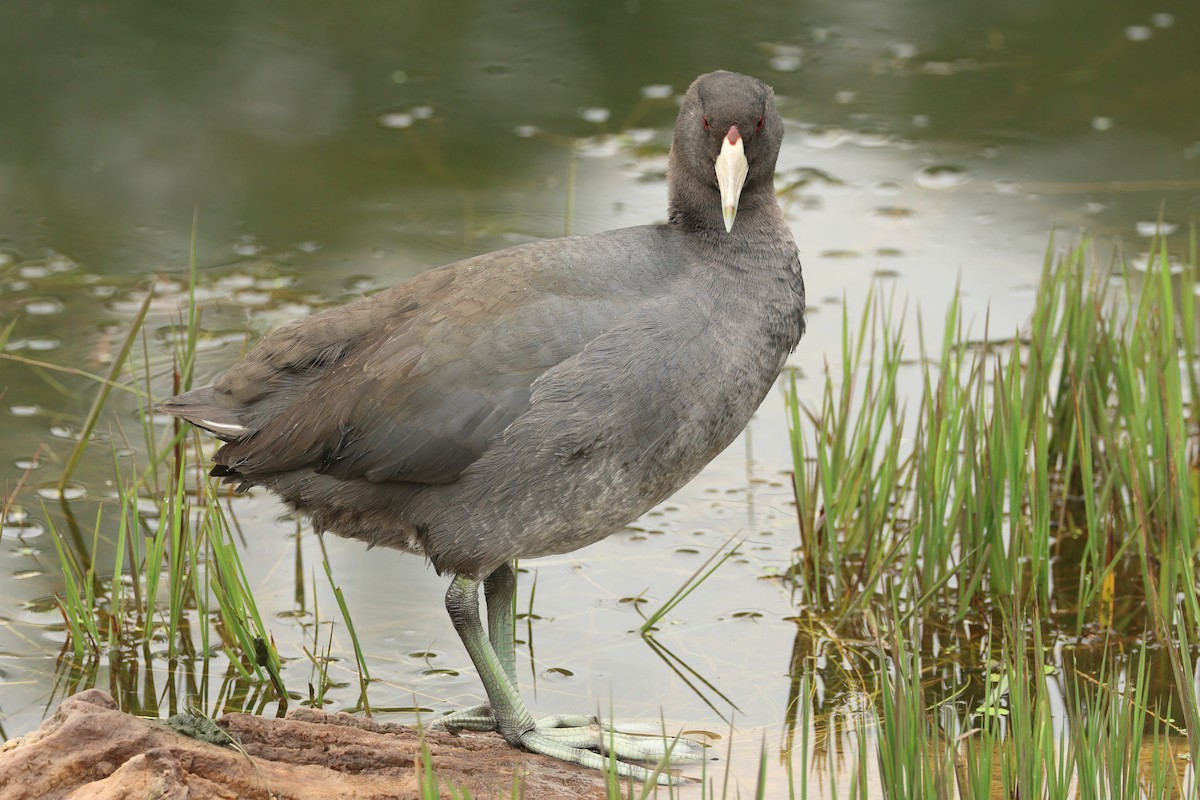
[154,325,250,351]
[233,235,263,257]
[22,595,60,616]
[915,164,971,189]
[22,297,65,315]
[729,610,766,620]
[1131,253,1185,275]
[378,111,413,129]
[422,668,461,678]
[12,337,61,352]
[779,167,847,194]
[41,627,69,644]
[577,107,610,124]
[574,135,621,158]
[4,504,29,524]
[16,253,76,277]
[18,263,51,279]
[852,131,893,148]
[2,519,44,539]
[616,595,650,612]
[867,207,917,228]
[105,293,178,314]
[800,126,851,150]
[541,667,574,682]
[767,44,803,73]
[624,128,657,147]
[35,482,87,501]
[151,278,185,294]
[343,274,377,292]
[408,650,442,660]
[232,289,273,306]
[48,425,100,443]
[1135,219,1180,237]
[47,252,77,272]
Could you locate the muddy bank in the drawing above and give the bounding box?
[0,689,607,799]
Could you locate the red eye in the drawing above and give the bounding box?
[703,116,710,130]
[756,116,765,131]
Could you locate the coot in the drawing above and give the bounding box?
[161,70,805,782]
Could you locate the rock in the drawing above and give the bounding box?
[0,689,608,799]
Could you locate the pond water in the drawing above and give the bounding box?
[1,0,1198,794]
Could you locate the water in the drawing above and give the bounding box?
[1,0,1198,792]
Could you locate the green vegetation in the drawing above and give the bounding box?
[31,232,286,715]
[781,234,1198,797]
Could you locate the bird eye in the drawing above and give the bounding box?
[756,116,765,131]
[703,116,710,131]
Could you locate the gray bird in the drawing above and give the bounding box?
[160,70,806,782]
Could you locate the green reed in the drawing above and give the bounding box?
[37,227,287,713]
[786,236,1198,632]
[779,234,1197,799]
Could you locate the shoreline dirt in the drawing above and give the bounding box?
[0,689,609,799]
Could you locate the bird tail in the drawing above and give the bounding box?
[158,386,248,441]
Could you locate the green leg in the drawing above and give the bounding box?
[444,572,534,741]
[439,571,706,784]
[484,561,519,690]
[433,563,522,731]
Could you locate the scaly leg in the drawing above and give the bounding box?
[431,562,519,730]
[435,571,705,784]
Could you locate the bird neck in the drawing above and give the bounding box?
[666,180,784,240]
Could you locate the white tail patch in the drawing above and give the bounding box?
[199,418,246,434]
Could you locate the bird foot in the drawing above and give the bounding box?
[431,707,708,784]
[520,717,707,785]
[429,703,496,732]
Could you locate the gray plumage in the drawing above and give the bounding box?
[161,69,805,584]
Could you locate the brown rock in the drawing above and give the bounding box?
[0,689,608,799]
